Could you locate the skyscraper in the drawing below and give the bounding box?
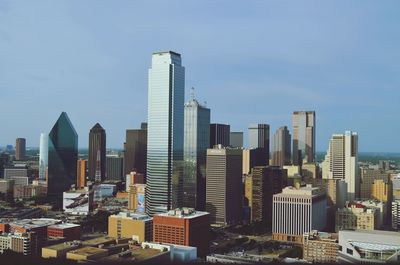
[47,112,78,197]
[271,126,291,167]
[183,94,210,210]
[106,155,124,181]
[15,138,26,161]
[322,131,359,201]
[230,132,243,148]
[248,123,270,165]
[39,133,48,180]
[292,111,316,165]
[209,123,230,147]
[146,51,185,216]
[88,123,106,182]
[206,147,242,225]
[76,159,86,189]
[124,129,147,176]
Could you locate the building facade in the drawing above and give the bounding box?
[76,159,86,189]
[303,231,338,263]
[124,128,147,176]
[106,155,123,181]
[108,212,152,243]
[206,147,242,226]
[39,133,48,180]
[15,138,26,161]
[88,123,106,182]
[271,126,291,167]
[146,51,185,215]
[183,96,210,210]
[47,112,78,197]
[292,111,315,165]
[209,123,230,147]
[248,123,270,165]
[229,132,243,148]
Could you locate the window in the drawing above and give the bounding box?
[347,248,353,255]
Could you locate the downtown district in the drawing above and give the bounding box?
[0,51,400,264]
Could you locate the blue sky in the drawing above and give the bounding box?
[0,1,399,151]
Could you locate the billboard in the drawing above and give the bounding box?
[63,191,92,215]
[137,193,145,213]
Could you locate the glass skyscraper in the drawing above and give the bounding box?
[39,133,48,180]
[47,112,78,197]
[88,123,106,182]
[292,111,316,165]
[183,95,210,210]
[146,51,185,215]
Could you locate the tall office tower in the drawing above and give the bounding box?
[47,112,78,197]
[209,123,230,147]
[248,123,270,165]
[39,133,48,180]
[206,147,242,226]
[359,168,389,199]
[292,111,315,165]
[76,159,86,189]
[88,123,106,182]
[15,138,26,161]
[271,126,291,167]
[146,51,185,216]
[249,166,285,230]
[392,200,400,230]
[322,131,359,201]
[183,94,210,210]
[106,155,123,180]
[124,129,147,176]
[242,148,269,175]
[230,132,243,148]
[272,185,327,243]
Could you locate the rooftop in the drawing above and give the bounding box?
[67,246,108,256]
[339,230,400,246]
[10,218,61,229]
[111,212,152,221]
[48,223,81,229]
[156,208,209,219]
[82,236,116,246]
[43,241,82,251]
[276,185,323,197]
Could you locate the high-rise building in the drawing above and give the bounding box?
[392,200,400,230]
[248,124,270,165]
[292,111,315,165]
[359,168,389,199]
[146,51,185,216]
[242,148,269,175]
[205,147,242,226]
[88,123,106,182]
[153,208,210,257]
[209,124,230,147]
[76,160,86,189]
[248,166,285,230]
[15,138,26,161]
[47,112,78,197]
[106,155,123,181]
[322,131,359,201]
[124,129,147,176]
[230,132,243,148]
[39,133,48,181]
[371,179,392,204]
[183,95,210,210]
[272,185,327,243]
[271,126,291,167]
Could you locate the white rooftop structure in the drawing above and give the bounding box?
[156,208,209,219]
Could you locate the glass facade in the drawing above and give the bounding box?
[146,51,185,215]
[88,123,106,182]
[47,112,78,197]
[183,98,210,210]
[39,133,48,180]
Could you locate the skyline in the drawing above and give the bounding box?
[1,1,400,151]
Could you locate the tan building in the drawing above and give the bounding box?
[360,168,389,199]
[76,159,86,189]
[283,165,301,177]
[128,184,146,212]
[66,246,108,261]
[335,203,378,232]
[371,179,392,203]
[292,111,315,165]
[303,231,338,263]
[42,241,82,259]
[108,212,152,243]
[302,163,319,180]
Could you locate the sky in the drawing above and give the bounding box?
[0,1,399,152]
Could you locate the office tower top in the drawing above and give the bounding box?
[272,126,291,167]
[146,51,185,216]
[230,132,244,148]
[15,138,26,161]
[124,129,147,176]
[248,123,270,149]
[183,94,210,210]
[39,133,48,180]
[292,111,315,165]
[210,123,230,147]
[47,112,78,197]
[322,131,359,201]
[88,123,106,182]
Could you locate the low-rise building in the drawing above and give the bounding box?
[47,223,81,241]
[0,232,38,255]
[392,199,400,231]
[66,246,109,261]
[336,203,379,232]
[42,240,82,259]
[303,231,338,263]
[108,212,152,243]
[338,230,400,263]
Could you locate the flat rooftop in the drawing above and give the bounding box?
[132,247,166,261]
[110,212,152,221]
[82,236,116,246]
[48,223,81,229]
[156,208,209,219]
[275,185,323,197]
[43,241,82,251]
[339,230,400,246]
[67,246,108,256]
[10,218,61,229]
